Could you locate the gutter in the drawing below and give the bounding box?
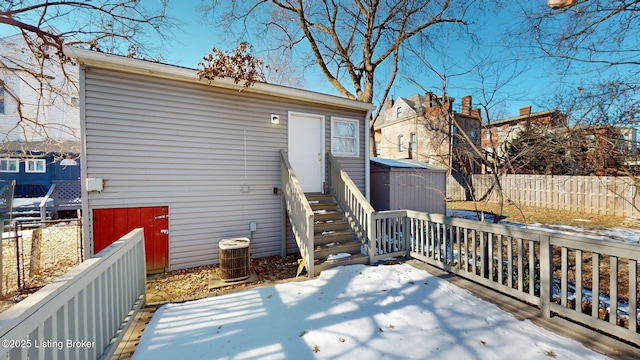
[63,46,375,112]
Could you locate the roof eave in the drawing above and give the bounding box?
[64,46,375,112]
[483,110,561,128]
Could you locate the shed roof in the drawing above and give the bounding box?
[64,47,375,112]
[371,157,447,172]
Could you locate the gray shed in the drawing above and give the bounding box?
[370,157,446,214]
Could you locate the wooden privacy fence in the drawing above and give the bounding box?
[371,211,640,346]
[0,228,146,360]
[447,174,640,217]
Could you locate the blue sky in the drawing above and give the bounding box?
[157,2,561,119]
[0,1,609,120]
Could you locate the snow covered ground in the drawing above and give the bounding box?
[133,264,609,359]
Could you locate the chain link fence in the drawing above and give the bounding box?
[1,220,83,299]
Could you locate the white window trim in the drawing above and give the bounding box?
[331,117,360,157]
[398,134,404,152]
[25,159,46,173]
[0,158,19,173]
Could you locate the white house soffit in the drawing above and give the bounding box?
[64,46,375,112]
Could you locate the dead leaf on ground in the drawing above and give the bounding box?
[545,350,557,358]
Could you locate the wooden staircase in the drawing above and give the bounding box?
[307,194,369,276]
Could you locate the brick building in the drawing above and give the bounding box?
[481,106,566,173]
[373,92,482,175]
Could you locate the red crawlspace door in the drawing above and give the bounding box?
[93,206,168,273]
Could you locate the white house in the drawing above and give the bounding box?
[0,32,80,144]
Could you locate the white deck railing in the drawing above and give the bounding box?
[0,228,146,359]
[327,153,375,264]
[281,150,315,278]
[372,210,640,346]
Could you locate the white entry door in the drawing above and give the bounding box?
[288,113,324,193]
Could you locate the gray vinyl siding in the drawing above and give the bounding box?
[83,67,368,270]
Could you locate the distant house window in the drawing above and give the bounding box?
[0,84,5,114]
[25,159,46,173]
[0,158,18,172]
[375,142,381,157]
[486,129,491,139]
[409,133,417,159]
[470,130,478,141]
[331,117,359,157]
[398,134,404,152]
[396,107,402,119]
[429,95,439,107]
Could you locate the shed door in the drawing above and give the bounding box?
[93,206,168,273]
[288,113,324,193]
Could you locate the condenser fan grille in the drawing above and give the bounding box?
[219,237,250,282]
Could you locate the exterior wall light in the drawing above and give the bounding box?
[271,114,280,124]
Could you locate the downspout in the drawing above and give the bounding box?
[365,110,372,201]
[78,65,91,261]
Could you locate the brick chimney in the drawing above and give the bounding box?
[384,97,394,110]
[470,108,481,119]
[461,96,472,115]
[519,106,532,116]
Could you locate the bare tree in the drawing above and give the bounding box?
[0,1,170,152]
[529,0,640,71]
[203,0,488,153]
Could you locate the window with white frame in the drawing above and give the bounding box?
[0,158,18,172]
[398,134,404,152]
[25,159,46,173]
[331,117,359,156]
[396,106,402,119]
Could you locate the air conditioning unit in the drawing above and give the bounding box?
[219,237,251,282]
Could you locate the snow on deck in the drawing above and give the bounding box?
[133,264,608,359]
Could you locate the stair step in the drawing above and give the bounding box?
[314,219,349,233]
[309,202,338,212]
[306,194,335,203]
[315,229,358,245]
[313,253,369,276]
[312,210,344,222]
[314,240,361,260]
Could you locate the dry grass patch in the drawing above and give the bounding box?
[447,201,627,229]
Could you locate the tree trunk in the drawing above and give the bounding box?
[30,228,42,279]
